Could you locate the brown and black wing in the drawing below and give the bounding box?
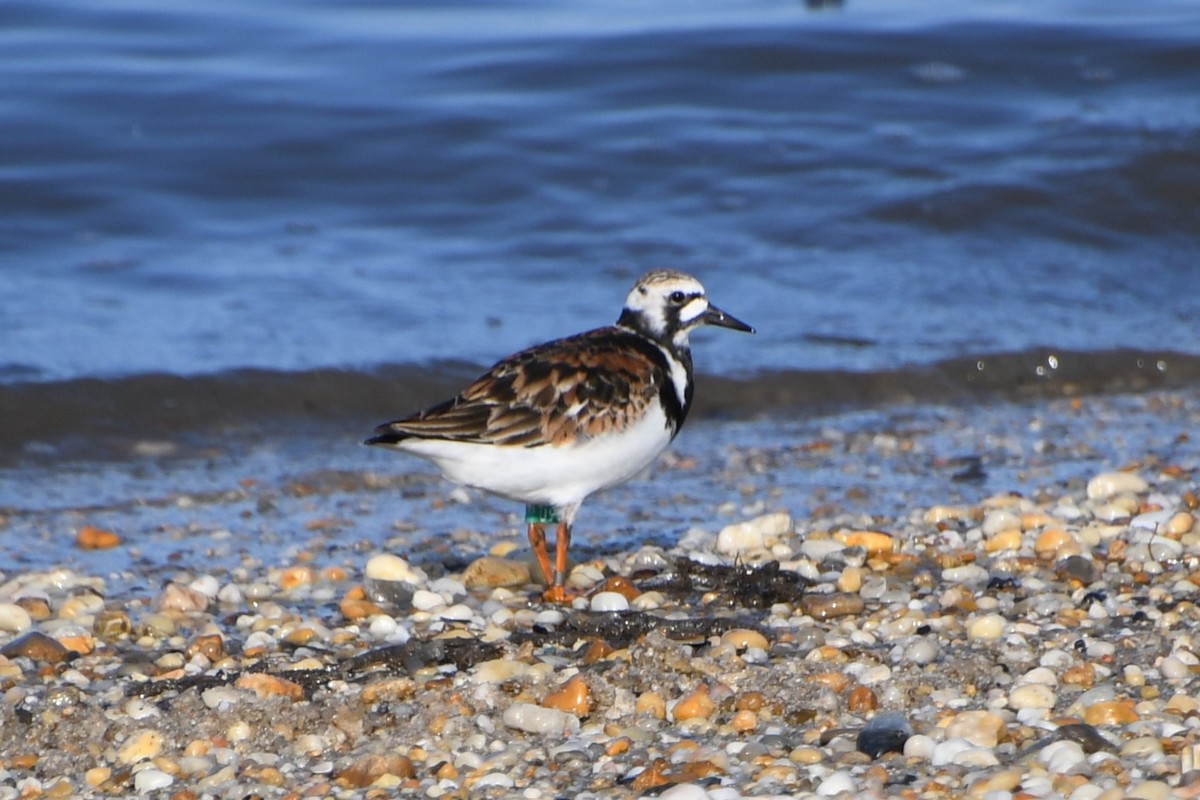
[366,327,679,448]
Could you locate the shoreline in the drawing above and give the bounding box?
[1,387,1198,798]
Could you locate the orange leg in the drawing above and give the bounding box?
[527,522,556,590]
[537,522,574,603]
[554,522,571,584]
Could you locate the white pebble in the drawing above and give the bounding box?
[942,564,989,585]
[1040,740,1087,773]
[1159,656,1190,681]
[1086,471,1147,500]
[201,686,242,710]
[656,784,714,800]
[472,773,515,790]
[799,539,846,562]
[1008,683,1056,710]
[717,512,792,556]
[982,509,1022,536]
[533,609,564,627]
[904,640,940,665]
[502,702,580,735]
[364,553,427,585]
[133,768,174,793]
[967,614,1006,641]
[188,575,220,598]
[368,615,398,638]
[439,603,474,622]
[590,592,630,613]
[429,577,466,598]
[903,734,936,760]
[931,737,976,766]
[816,770,857,795]
[217,584,244,605]
[411,590,444,612]
[950,745,1000,768]
[0,603,32,633]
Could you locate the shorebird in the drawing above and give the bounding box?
[366,269,753,602]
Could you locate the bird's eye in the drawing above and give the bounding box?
[669,291,686,304]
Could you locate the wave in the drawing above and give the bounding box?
[2,348,1197,467]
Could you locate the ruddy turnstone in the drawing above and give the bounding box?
[366,269,753,602]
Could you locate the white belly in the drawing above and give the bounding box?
[393,403,675,509]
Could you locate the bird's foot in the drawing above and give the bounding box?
[540,585,579,605]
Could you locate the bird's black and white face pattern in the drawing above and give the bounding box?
[618,270,712,349]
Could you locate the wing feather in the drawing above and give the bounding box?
[367,327,671,448]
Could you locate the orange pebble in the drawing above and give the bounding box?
[76,526,121,550]
[671,685,715,722]
[542,675,592,718]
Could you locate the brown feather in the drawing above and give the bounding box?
[372,326,670,448]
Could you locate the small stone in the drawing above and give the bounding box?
[117,730,164,765]
[186,634,225,662]
[657,784,714,800]
[589,591,630,613]
[801,592,865,621]
[502,702,580,735]
[471,658,530,684]
[967,613,1006,641]
[984,529,1022,553]
[132,768,174,793]
[945,710,1006,748]
[967,768,1022,798]
[58,632,95,655]
[1126,781,1171,800]
[716,512,792,556]
[1086,471,1147,500]
[75,525,121,550]
[636,691,667,719]
[981,509,1022,536]
[857,712,911,758]
[720,628,768,651]
[277,566,316,591]
[671,685,715,722]
[462,556,531,589]
[155,583,209,613]
[0,630,71,663]
[1164,511,1194,536]
[847,686,878,712]
[542,674,592,717]
[1034,529,1076,560]
[15,596,51,622]
[1083,700,1138,726]
[834,530,895,555]
[339,586,385,621]
[236,673,305,702]
[364,553,426,584]
[924,505,975,524]
[730,709,758,733]
[0,603,33,634]
[84,767,111,787]
[1008,683,1056,710]
[837,566,864,593]
[816,770,857,796]
[334,754,415,788]
[361,677,416,704]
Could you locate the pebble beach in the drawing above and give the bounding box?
[2,387,1199,799]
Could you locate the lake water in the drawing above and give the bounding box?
[2,0,1200,461]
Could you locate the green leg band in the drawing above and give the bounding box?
[525,504,561,524]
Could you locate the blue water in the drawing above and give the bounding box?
[2,0,1200,383]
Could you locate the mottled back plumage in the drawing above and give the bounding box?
[368,326,687,448]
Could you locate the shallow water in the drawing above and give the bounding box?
[3,389,1196,597]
